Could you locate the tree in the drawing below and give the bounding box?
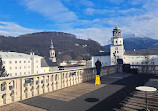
[142,50,154,74]
[0,58,8,77]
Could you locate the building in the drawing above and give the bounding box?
[92,51,110,67]
[0,51,42,76]
[40,40,58,73]
[49,40,56,62]
[40,58,58,73]
[0,40,58,77]
[92,26,158,66]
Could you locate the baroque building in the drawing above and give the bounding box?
[92,26,158,67]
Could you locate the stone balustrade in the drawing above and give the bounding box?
[131,65,158,74]
[0,65,117,106]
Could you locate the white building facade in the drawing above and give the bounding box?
[0,40,58,77]
[92,55,110,67]
[0,51,42,76]
[91,26,158,67]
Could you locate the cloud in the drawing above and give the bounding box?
[2,0,158,46]
[106,0,124,4]
[21,0,77,23]
[0,21,40,36]
[85,8,115,16]
[85,7,144,16]
[79,0,94,7]
[65,27,113,45]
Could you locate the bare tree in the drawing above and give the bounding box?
[142,50,154,74]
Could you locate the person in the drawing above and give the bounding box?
[95,59,102,76]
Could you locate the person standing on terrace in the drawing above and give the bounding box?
[95,59,102,76]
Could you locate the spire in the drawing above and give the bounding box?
[50,40,54,50]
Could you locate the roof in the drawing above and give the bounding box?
[41,58,58,67]
[0,51,42,59]
[94,51,110,56]
[124,49,158,56]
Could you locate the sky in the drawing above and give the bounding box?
[0,0,158,45]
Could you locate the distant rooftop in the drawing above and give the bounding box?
[41,58,58,67]
[124,49,158,55]
[0,51,42,58]
[94,51,110,56]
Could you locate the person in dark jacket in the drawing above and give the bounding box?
[95,59,102,75]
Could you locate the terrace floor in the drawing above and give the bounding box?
[1,73,158,111]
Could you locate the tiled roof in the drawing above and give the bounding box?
[41,58,58,67]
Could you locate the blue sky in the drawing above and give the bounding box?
[0,0,158,45]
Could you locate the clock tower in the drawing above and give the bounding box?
[110,26,124,65]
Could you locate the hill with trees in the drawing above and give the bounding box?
[0,32,106,64]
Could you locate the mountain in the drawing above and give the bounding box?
[104,37,158,51]
[0,32,105,63]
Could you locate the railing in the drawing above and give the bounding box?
[130,65,158,74]
[0,65,117,106]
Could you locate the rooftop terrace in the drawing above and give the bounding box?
[1,72,158,111]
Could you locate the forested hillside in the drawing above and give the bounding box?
[0,32,105,63]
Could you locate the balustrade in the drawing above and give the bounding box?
[131,65,158,74]
[0,65,117,106]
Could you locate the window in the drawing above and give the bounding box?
[37,71,38,74]
[19,61,21,63]
[24,72,26,75]
[36,60,38,63]
[116,41,117,43]
[36,66,38,68]
[15,73,17,76]
[24,66,26,69]
[15,67,17,69]
[15,61,17,63]
[117,51,119,53]
[9,61,12,64]
[19,66,21,69]
[28,61,30,63]
[2,61,5,64]
[10,67,12,70]
[28,66,30,68]
[28,72,30,74]
[20,72,22,75]
[24,61,26,63]
[10,73,12,76]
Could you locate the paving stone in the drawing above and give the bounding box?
[0,102,47,111]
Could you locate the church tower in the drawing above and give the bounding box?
[50,40,56,62]
[110,26,124,65]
